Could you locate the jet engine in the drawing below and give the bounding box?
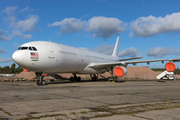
[165,62,175,72]
[114,66,127,77]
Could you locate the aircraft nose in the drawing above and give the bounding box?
[12,51,23,65]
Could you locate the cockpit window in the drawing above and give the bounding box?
[17,46,37,51]
[32,47,37,51]
[21,47,28,50]
[29,47,32,50]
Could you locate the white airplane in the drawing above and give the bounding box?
[12,36,180,85]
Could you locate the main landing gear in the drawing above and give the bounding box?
[35,72,46,86]
[90,74,98,81]
[107,67,118,82]
[70,73,81,82]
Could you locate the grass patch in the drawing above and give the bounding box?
[95,114,112,118]
[90,101,180,118]
[17,113,66,120]
[70,112,77,115]
[29,112,39,114]
[80,111,88,114]
[17,101,180,120]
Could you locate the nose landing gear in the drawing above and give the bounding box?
[35,72,46,86]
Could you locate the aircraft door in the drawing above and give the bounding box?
[78,51,88,70]
[45,44,55,58]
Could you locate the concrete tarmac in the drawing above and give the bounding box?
[0,80,180,120]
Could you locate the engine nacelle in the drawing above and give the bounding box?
[165,62,175,72]
[114,66,127,77]
[23,68,28,72]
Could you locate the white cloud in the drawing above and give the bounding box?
[118,47,141,57]
[20,6,35,12]
[48,17,127,39]
[0,58,13,63]
[17,15,39,32]
[86,16,127,39]
[12,30,32,39]
[92,43,114,55]
[129,12,180,37]
[147,47,180,58]
[0,28,11,41]
[21,6,29,12]
[3,16,16,28]
[91,43,141,58]
[1,6,38,40]
[0,28,31,41]
[48,18,85,34]
[0,48,7,54]
[2,6,17,15]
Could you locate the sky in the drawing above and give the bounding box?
[1,0,180,68]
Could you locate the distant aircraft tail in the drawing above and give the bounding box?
[112,36,119,57]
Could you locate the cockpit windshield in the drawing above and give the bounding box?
[21,47,28,50]
[32,47,37,51]
[18,46,37,51]
[29,47,32,50]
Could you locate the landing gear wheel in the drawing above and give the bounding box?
[91,74,98,81]
[92,77,95,81]
[77,77,81,82]
[36,80,41,86]
[70,74,81,82]
[35,72,46,86]
[70,77,73,82]
[36,80,46,86]
[42,80,46,85]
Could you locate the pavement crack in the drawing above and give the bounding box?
[37,91,111,105]
[0,108,12,116]
[26,114,33,118]
[131,114,153,120]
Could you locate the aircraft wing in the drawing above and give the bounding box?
[119,56,143,61]
[88,58,180,70]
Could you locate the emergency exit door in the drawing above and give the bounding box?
[45,44,55,58]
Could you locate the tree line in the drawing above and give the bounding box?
[0,63,23,74]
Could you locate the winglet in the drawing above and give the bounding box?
[112,36,119,57]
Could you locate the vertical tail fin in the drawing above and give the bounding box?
[112,36,119,57]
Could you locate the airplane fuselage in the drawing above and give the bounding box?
[12,41,119,74]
